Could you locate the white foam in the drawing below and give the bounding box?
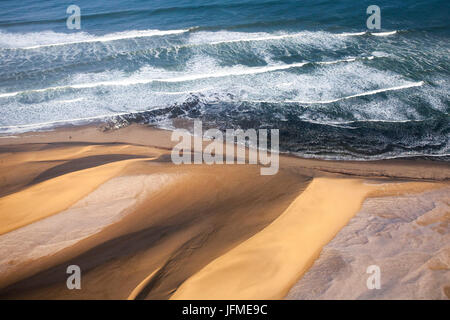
[53,98,84,103]
[205,32,314,45]
[0,28,398,51]
[338,31,367,36]
[240,70,424,106]
[243,81,423,105]
[371,30,397,36]
[0,56,431,134]
[0,88,212,133]
[316,57,357,65]
[187,30,350,50]
[162,61,309,82]
[153,88,211,95]
[0,112,133,130]
[337,30,398,37]
[280,81,424,104]
[0,56,375,98]
[0,62,311,98]
[0,29,189,50]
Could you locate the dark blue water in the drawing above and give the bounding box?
[0,0,449,159]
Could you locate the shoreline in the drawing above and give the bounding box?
[1,120,450,163]
[0,123,448,299]
[1,123,449,181]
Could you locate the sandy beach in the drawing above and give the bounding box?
[0,124,448,299]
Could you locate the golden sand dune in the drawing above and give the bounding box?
[0,127,310,298]
[0,124,448,299]
[287,186,450,299]
[0,158,152,235]
[0,173,182,280]
[171,178,373,299]
[170,179,446,299]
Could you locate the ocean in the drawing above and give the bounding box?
[0,0,449,160]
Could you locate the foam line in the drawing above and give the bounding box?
[0,57,373,98]
[14,29,189,50]
[54,98,84,103]
[337,30,397,37]
[3,29,398,51]
[372,31,397,36]
[245,82,424,104]
[338,32,367,36]
[0,62,310,97]
[206,32,311,45]
[285,81,424,104]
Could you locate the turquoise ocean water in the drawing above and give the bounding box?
[0,0,449,159]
